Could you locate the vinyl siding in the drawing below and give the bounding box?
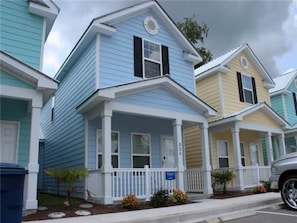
[270,95,285,119]
[99,12,195,93]
[40,40,96,196]
[242,110,281,129]
[87,113,173,169]
[222,52,271,116]
[0,70,35,89]
[0,0,43,69]
[286,80,297,125]
[0,98,31,167]
[196,74,221,121]
[113,88,203,116]
[184,126,202,168]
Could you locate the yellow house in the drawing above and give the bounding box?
[185,43,290,191]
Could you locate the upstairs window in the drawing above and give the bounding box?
[237,72,258,104]
[134,36,169,78]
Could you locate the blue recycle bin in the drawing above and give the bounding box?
[0,163,28,223]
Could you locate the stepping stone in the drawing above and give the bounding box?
[37,206,48,211]
[75,210,91,216]
[79,203,93,208]
[48,212,66,218]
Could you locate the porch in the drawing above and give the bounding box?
[86,165,271,203]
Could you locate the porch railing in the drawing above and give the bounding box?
[242,165,271,188]
[185,168,204,192]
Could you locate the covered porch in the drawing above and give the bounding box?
[76,77,216,204]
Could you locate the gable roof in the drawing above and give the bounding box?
[209,102,290,130]
[0,50,58,104]
[269,69,297,95]
[56,0,201,81]
[28,0,60,40]
[195,43,275,89]
[76,75,216,118]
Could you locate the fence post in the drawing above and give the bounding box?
[256,164,260,184]
[144,165,150,201]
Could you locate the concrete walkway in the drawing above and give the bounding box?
[23,192,282,223]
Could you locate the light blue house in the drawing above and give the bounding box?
[0,0,59,211]
[40,0,216,204]
[270,69,297,153]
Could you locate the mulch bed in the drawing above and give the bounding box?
[22,191,257,221]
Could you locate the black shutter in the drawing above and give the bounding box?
[134,36,143,77]
[162,45,169,75]
[293,92,297,115]
[237,72,244,102]
[251,77,258,104]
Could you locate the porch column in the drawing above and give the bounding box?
[278,133,286,156]
[231,125,244,191]
[101,103,113,204]
[173,119,184,191]
[200,122,213,195]
[24,101,42,210]
[266,132,274,165]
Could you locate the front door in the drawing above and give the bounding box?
[249,143,259,166]
[161,136,175,168]
[0,122,18,163]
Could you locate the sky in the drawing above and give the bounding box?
[43,0,297,78]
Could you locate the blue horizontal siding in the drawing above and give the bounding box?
[270,95,285,119]
[0,0,43,69]
[87,113,173,169]
[0,98,31,167]
[113,88,202,116]
[99,12,195,93]
[0,70,35,89]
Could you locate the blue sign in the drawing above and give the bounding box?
[165,171,175,180]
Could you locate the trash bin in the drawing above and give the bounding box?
[0,163,28,223]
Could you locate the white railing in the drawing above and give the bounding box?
[242,165,271,188]
[112,166,177,201]
[185,168,204,192]
[212,168,237,190]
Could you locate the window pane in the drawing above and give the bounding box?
[133,156,150,168]
[144,60,161,78]
[218,141,228,156]
[112,155,118,168]
[111,132,118,153]
[241,158,246,167]
[144,40,160,61]
[97,130,102,153]
[98,155,102,168]
[219,158,229,168]
[242,75,252,89]
[244,89,253,104]
[240,143,245,156]
[133,134,150,154]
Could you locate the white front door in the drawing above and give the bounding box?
[249,143,259,166]
[161,136,175,168]
[0,122,18,163]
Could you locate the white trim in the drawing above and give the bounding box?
[84,118,88,168]
[95,34,100,90]
[131,132,151,168]
[144,16,159,35]
[238,122,284,134]
[218,72,225,117]
[39,18,46,71]
[0,121,20,164]
[281,94,288,121]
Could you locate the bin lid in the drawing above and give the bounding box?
[0,163,28,175]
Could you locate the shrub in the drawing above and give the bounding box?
[173,189,188,204]
[211,170,235,194]
[122,194,138,209]
[254,184,267,193]
[150,189,169,207]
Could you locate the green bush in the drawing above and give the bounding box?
[150,189,169,207]
[211,170,235,194]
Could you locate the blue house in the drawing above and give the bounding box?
[0,0,59,211]
[270,70,297,153]
[40,0,216,204]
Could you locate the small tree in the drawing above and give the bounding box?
[45,167,88,205]
[211,170,235,194]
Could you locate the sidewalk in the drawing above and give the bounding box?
[23,193,282,223]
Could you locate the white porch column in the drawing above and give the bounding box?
[101,102,113,204]
[200,122,213,196]
[24,101,42,210]
[278,133,286,156]
[231,125,244,191]
[266,132,274,165]
[173,119,184,191]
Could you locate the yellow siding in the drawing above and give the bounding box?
[184,126,202,168]
[196,74,221,121]
[242,110,281,129]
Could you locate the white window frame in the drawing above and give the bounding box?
[217,140,229,168]
[142,39,162,78]
[51,96,55,122]
[240,142,245,166]
[241,74,254,104]
[97,129,120,169]
[131,132,151,168]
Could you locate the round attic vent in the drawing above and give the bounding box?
[144,16,159,35]
[240,56,249,69]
